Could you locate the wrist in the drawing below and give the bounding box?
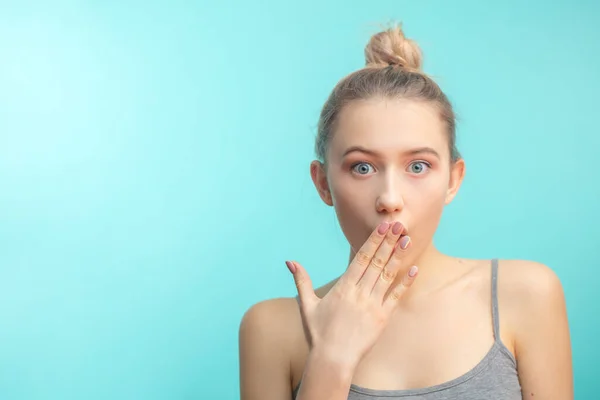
[306,347,357,381]
[294,349,355,400]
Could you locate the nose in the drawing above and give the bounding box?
[375,176,405,214]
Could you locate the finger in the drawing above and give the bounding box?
[286,261,318,310]
[382,265,418,312]
[371,234,412,300]
[356,222,405,293]
[342,222,391,285]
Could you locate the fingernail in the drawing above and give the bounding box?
[392,222,403,235]
[409,265,418,277]
[285,261,296,274]
[399,236,411,250]
[377,222,389,234]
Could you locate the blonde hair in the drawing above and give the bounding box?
[315,23,460,164]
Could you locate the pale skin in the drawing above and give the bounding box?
[238,98,573,399]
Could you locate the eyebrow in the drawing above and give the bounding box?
[342,145,441,159]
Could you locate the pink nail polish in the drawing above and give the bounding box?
[285,261,296,274]
[392,222,403,235]
[378,222,389,234]
[409,265,418,277]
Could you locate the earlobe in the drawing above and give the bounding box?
[310,160,334,206]
[321,188,333,206]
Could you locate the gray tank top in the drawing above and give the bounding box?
[292,259,522,399]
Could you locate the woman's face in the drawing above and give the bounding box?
[311,98,465,262]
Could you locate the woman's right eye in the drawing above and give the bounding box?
[351,162,375,175]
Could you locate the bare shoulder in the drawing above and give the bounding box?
[239,276,338,355]
[239,296,305,400]
[240,296,301,333]
[495,259,573,397]
[495,259,569,355]
[239,296,304,356]
[496,259,566,307]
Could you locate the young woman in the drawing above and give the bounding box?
[238,24,573,400]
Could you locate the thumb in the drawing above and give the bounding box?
[286,260,318,308]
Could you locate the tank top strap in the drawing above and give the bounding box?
[491,258,500,341]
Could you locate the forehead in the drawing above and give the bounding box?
[330,98,447,157]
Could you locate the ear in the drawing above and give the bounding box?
[310,160,333,206]
[445,158,466,205]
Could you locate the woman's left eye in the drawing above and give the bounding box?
[408,161,431,174]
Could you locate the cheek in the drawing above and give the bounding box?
[329,172,365,205]
[407,181,448,233]
[328,177,374,245]
[410,179,447,205]
[330,179,368,220]
[413,193,445,219]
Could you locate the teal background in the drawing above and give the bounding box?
[1,0,598,399]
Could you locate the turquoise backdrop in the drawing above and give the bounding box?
[1,0,598,399]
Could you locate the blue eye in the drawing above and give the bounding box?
[351,162,375,175]
[408,161,430,174]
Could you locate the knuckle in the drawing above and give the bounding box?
[370,256,385,271]
[392,248,404,261]
[385,235,397,246]
[368,234,382,246]
[295,277,305,288]
[355,282,370,298]
[373,310,387,326]
[380,268,396,282]
[390,284,406,300]
[330,285,346,300]
[389,289,402,301]
[356,250,371,266]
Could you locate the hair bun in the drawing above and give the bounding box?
[364,24,423,71]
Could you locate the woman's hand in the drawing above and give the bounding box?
[286,221,417,371]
